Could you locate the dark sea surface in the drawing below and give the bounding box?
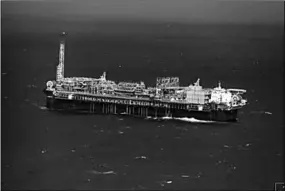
[1,18,284,190]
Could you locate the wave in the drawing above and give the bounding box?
[250,110,273,115]
[161,116,216,123]
[39,106,48,110]
[144,116,216,123]
[30,102,48,110]
[86,170,116,175]
[26,84,37,88]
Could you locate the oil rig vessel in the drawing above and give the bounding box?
[43,33,247,122]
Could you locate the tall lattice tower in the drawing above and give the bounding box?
[56,32,66,81]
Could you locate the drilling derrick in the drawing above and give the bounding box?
[56,32,66,81]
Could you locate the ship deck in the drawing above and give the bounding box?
[51,90,214,112]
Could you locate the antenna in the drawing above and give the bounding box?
[56,32,67,81]
[101,71,106,80]
[195,78,200,86]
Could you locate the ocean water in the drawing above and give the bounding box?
[1,19,284,190]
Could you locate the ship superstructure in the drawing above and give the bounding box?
[43,33,247,122]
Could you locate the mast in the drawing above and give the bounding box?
[56,32,66,81]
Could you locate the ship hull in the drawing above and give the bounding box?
[44,95,238,122]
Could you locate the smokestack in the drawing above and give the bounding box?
[56,32,66,81]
